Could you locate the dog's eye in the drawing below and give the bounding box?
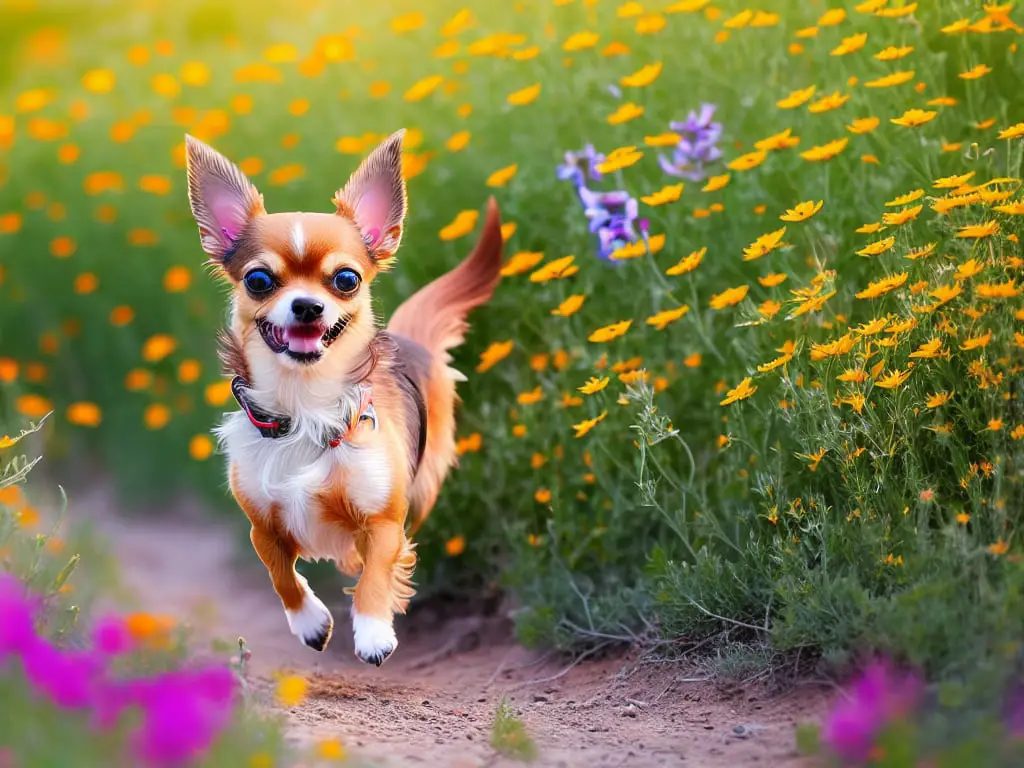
[244,269,275,296]
[333,268,361,295]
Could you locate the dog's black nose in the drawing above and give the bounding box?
[291,297,324,324]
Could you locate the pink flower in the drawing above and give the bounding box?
[0,573,37,659]
[823,658,922,764]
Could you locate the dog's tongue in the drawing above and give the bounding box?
[285,325,322,354]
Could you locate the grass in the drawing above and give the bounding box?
[1,0,1023,715]
[491,697,539,763]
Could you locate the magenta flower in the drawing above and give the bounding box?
[0,571,239,766]
[823,658,923,764]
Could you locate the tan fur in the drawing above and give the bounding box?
[184,131,503,662]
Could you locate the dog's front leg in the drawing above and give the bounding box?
[248,518,334,652]
[351,514,410,666]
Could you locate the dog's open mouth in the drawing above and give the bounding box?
[256,316,349,363]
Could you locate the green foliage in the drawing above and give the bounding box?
[491,697,538,763]
[1,0,1023,692]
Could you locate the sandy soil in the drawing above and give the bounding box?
[72,483,829,768]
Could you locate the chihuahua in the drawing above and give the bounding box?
[184,130,502,665]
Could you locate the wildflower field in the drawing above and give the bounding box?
[4,0,1024,761]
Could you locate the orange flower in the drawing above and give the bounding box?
[445,536,466,556]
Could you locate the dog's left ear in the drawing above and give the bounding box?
[333,129,407,264]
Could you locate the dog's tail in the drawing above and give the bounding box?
[386,197,503,532]
[387,197,503,362]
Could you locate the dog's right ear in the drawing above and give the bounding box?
[184,134,265,261]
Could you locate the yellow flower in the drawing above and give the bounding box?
[588,320,632,343]
[987,418,1003,432]
[743,227,788,261]
[759,273,787,288]
[595,146,643,173]
[517,387,544,405]
[959,64,993,80]
[645,131,682,147]
[956,221,999,239]
[620,61,662,87]
[67,402,102,427]
[529,255,578,283]
[856,236,896,257]
[607,102,644,124]
[757,350,794,373]
[754,128,800,151]
[853,316,890,336]
[563,30,600,51]
[404,75,444,102]
[534,488,552,504]
[501,251,544,277]
[777,85,816,109]
[926,391,952,408]
[976,280,1020,299]
[847,116,880,134]
[887,189,924,206]
[641,183,684,206]
[877,2,919,18]
[439,210,479,241]
[864,70,915,88]
[189,434,214,461]
[578,377,609,395]
[486,164,518,187]
[759,299,782,318]
[954,258,984,280]
[476,340,514,372]
[507,83,541,105]
[930,283,963,306]
[818,8,846,25]
[808,91,850,114]
[891,109,937,128]
[276,675,307,707]
[960,330,992,350]
[998,123,1024,140]
[316,739,347,762]
[934,171,975,189]
[988,539,1010,556]
[831,32,868,56]
[455,433,482,455]
[572,410,607,438]
[646,305,690,330]
[796,447,827,471]
[881,204,923,227]
[856,272,908,299]
[666,248,706,276]
[780,200,823,222]
[727,149,767,171]
[875,45,914,61]
[702,173,731,192]
[857,222,883,234]
[800,138,848,161]
[142,334,177,362]
[709,285,750,309]
[838,368,868,383]
[551,294,586,317]
[905,243,937,260]
[994,202,1024,215]
[720,377,757,406]
[874,368,911,389]
[909,338,946,359]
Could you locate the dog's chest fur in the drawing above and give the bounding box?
[216,381,392,560]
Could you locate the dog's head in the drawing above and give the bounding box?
[184,131,407,375]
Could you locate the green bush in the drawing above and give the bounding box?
[1,0,1023,682]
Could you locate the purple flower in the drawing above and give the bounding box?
[823,659,923,764]
[22,639,104,709]
[557,144,606,187]
[577,187,640,260]
[659,103,723,181]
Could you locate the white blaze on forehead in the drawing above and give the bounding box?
[291,221,305,257]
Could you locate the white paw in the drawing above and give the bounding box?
[285,581,333,652]
[351,609,397,666]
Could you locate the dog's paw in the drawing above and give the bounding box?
[352,611,397,667]
[285,591,334,652]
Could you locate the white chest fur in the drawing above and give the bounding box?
[216,393,392,559]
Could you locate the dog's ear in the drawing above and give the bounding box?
[184,134,265,261]
[333,129,407,264]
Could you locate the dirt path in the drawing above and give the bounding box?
[72,483,829,768]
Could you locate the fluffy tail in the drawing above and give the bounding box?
[388,197,503,533]
[387,196,503,362]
